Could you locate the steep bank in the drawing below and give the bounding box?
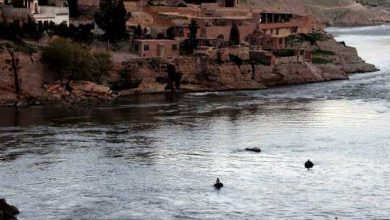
[253,0,390,26]
[116,33,377,95]
[0,34,378,107]
[0,49,45,106]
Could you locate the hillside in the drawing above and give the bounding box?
[252,0,390,26]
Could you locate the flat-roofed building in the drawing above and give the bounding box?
[133,39,180,58]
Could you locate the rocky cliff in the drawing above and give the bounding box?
[0,49,45,106]
[0,34,378,106]
[116,34,377,95]
[0,48,115,107]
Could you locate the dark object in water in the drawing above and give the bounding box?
[0,198,20,220]
[245,147,261,153]
[214,178,223,189]
[305,159,314,170]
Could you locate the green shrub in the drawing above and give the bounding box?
[312,57,332,64]
[229,55,243,66]
[42,38,113,83]
[274,49,295,57]
[312,49,335,56]
[90,51,113,83]
[286,33,326,47]
[112,67,142,90]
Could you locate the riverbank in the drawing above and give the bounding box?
[0,32,378,108]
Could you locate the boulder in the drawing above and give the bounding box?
[0,198,19,220]
[245,147,261,153]
[46,82,70,99]
[46,81,115,103]
[69,81,114,101]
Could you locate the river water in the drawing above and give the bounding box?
[1,26,390,219]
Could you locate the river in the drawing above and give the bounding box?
[1,25,390,219]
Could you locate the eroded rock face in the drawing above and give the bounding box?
[119,57,265,94]
[0,198,19,220]
[254,62,348,86]
[0,33,379,105]
[46,81,115,104]
[316,38,378,73]
[0,51,45,104]
[69,81,113,100]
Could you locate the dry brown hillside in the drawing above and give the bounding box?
[251,0,390,26]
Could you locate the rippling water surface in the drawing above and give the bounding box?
[1,26,390,219]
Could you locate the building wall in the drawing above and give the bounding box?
[34,6,69,25]
[259,16,314,37]
[1,5,68,24]
[1,7,31,22]
[134,40,180,58]
[201,23,255,41]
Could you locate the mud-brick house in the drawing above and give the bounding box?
[247,31,285,50]
[132,39,180,58]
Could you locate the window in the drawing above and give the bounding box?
[134,44,139,52]
[144,45,149,51]
[172,44,177,51]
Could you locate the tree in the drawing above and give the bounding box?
[42,38,75,81]
[42,38,113,83]
[7,49,21,99]
[38,0,48,5]
[166,26,176,39]
[157,32,165,39]
[90,51,113,83]
[67,0,79,18]
[94,0,128,43]
[12,0,24,7]
[143,27,148,36]
[188,19,198,50]
[1,21,23,40]
[229,21,240,45]
[134,24,142,38]
[74,23,94,43]
[22,16,42,40]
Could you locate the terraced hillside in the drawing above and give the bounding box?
[252,0,390,26]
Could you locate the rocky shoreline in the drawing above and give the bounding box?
[0,33,378,108]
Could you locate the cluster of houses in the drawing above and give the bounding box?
[121,0,324,65]
[0,0,324,65]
